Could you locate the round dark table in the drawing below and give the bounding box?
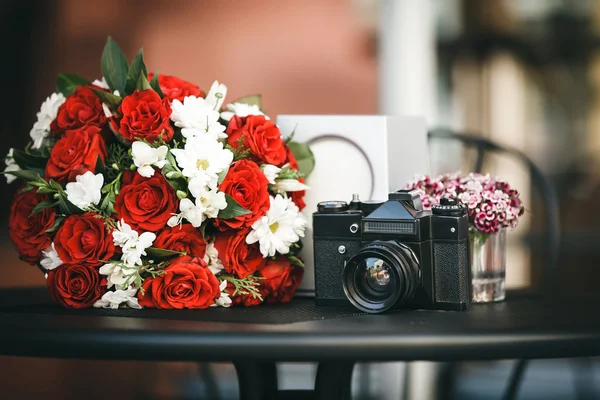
[0,287,599,399]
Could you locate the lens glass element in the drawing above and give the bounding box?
[343,241,419,313]
[353,257,397,302]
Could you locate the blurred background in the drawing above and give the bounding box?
[1,0,600,398]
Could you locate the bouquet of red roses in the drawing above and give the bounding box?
[4,37,312,310]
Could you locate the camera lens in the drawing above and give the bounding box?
[343,241,419,313]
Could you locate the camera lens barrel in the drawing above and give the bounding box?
[342,241,419,313]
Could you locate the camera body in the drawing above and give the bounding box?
[313,190,471,313]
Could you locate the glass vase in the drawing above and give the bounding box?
[470,228,506,303]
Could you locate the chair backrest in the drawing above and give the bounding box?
[428,128,560,292]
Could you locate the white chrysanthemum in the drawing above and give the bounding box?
[91,77,110,90]
[170,136,233,189]
[261,164,280,185]
[65,171,104,210]
[220,102,269,121]
[94,287,141,309]
[204,80,228,110]
[4,148,20,184]
[212,280,232,308]
[170,96,226,140]
[246,195,307,257]
[99,262,139,289]
[203,241,224,275]
[30,92,66,149]
[271,179,309,194]
[112,220,156,266]
[131,141,168,178]
[40,243,63,270]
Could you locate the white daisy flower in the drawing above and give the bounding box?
[261,164,280,185]
[40,243,63,270]
[246,195,307,257]
[220,102,268,121]
[4,148,20,184]
[30,92,66,149]
[170,136,233,189]
[203,241,224,275]
[131,141,168,178]
[170,96,226,140]
[65,171,104,210]
[94,286,141,309]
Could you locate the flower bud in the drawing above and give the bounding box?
[166,170,182,179]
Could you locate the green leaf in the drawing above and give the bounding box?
[162,165,186,192]
[287,141,315,178]
[18,185,35,194]
[11,148,47,171]
[90,88,122,109]
[277,165,302,180]
[36,186,57,195]
[95,156,106,175]
[288,255,305,268]
[57,194,84,215]
[136,74,152,91]
[99,173,122,215]
[3,169,42,182]
[146,247,186,259]
[149,71,164,98]
[125,48,147,94]
[56,73,89,97]
[31,200,57,215]
[232,94,262,108]
[219,193,251,219]
[101,36,129,95]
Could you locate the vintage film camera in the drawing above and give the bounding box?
[312,190,471,313]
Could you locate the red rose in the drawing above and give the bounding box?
[115,171,178,232]
[54,213,115,267]
[51,86,107,136]
[138,257,220,309]
[45,125,107,183]
[290,177,307,211]
[260,257,304,304]
[154,224,206,258]
[214,229,266,278]
[112,89,174,143]
[8,190,55,263]
[213,159,270,231]
[226,282,268,307]
[226,115,287,166]
[47,263,106,308]
[148,73,203,102]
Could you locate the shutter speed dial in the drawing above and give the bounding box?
[432,197,467,217]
